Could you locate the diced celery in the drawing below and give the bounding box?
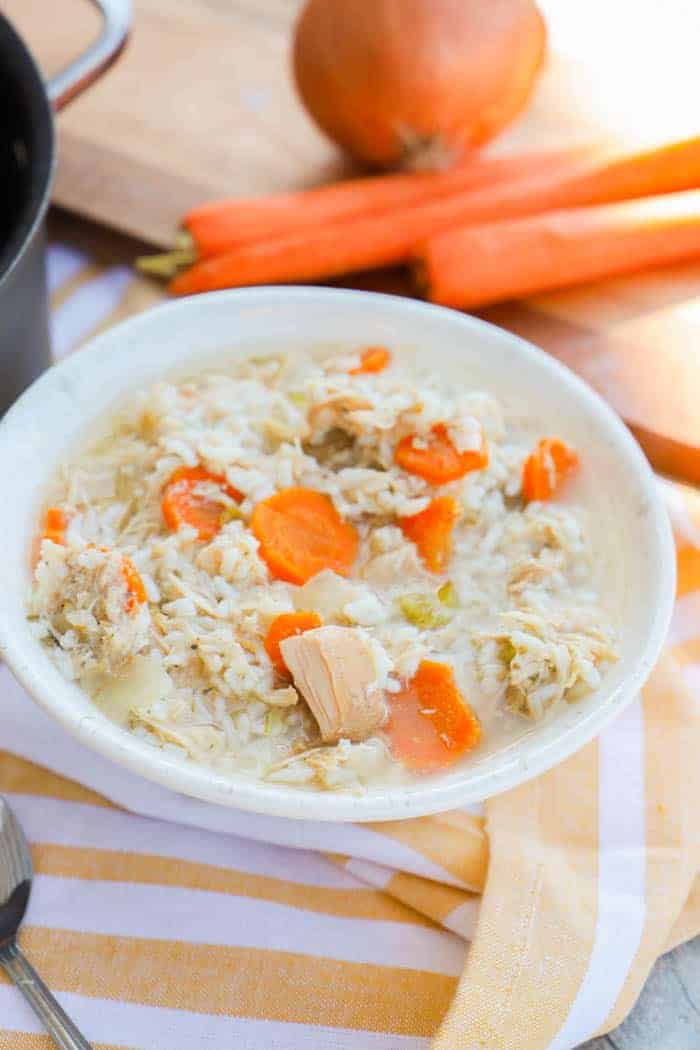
[398,594,451,628]
[437,581,459,608]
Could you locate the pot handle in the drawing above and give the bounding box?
[48,0,131,111]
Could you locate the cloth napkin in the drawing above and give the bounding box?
[1,227,699,1050]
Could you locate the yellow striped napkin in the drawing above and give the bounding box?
[1,223,698,1049]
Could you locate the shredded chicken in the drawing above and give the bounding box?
[280,625,387,743]
[31,542,150,677]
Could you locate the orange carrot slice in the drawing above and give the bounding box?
[395,424,488,485]
[264,611,323,674]
[348,346,391,375]
[84,543,148,614]
[43,507,68,545]
[162,466,242,542]
[32,507,68,570]
[400,497,461,573]
[121,556,148,613]
[251,487,359,585]
[522,438,579,501]
[385,660,481,771]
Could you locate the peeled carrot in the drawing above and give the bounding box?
[400,496,461,573]
[42,507,67,545]
[522,438,579,502]
[418,189,700,308]
[183,148,581,258]
[251,487,358,585]
[121,556,148,613]
[395,424,488,485]
[264,611,323,674]
[348,346,391,375]
[162,466,242,542]
[170,137,700,294]
[385,660,481,771]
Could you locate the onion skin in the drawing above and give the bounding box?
[293,0,547,170]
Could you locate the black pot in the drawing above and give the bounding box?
[0,0,130,415]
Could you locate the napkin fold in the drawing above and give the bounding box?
[1,235,698,1049]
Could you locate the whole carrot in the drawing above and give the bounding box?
[184,147,582,257]
[169,168,582,295]
[417,189,700,309]
[139,147,584,278]
[169,137,700,295]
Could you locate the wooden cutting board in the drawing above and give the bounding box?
[7,0,357,246]
[6,0,700,482]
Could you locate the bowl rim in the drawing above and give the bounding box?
[0,286,676,821]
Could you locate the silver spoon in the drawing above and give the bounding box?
[0,796,93,1049]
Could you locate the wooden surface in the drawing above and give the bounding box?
[6,0,700,485]
[6,0,354,246]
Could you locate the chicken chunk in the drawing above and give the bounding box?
[279,625,387,743]
[32,542,150,677]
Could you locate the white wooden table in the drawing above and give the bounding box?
[583,935,700,1049]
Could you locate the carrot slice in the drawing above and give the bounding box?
[264,611,323,674]
[83,544,148,614]
[251,487,359,585]
[348,346,391,375]
[43,507,68,545]
[522,438,579,501]
[395,424,488,485]
[121,556,148,613]
[162,466,242,542]
[385,660,481,771]
[400,497,461,573]
[32,507,68,570]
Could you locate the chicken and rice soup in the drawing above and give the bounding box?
[29,346,618,790]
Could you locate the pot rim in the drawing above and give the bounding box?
[0,13,55,290]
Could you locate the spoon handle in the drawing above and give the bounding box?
[0,940,93,1049]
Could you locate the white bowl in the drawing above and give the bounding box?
[0,288,675,821]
